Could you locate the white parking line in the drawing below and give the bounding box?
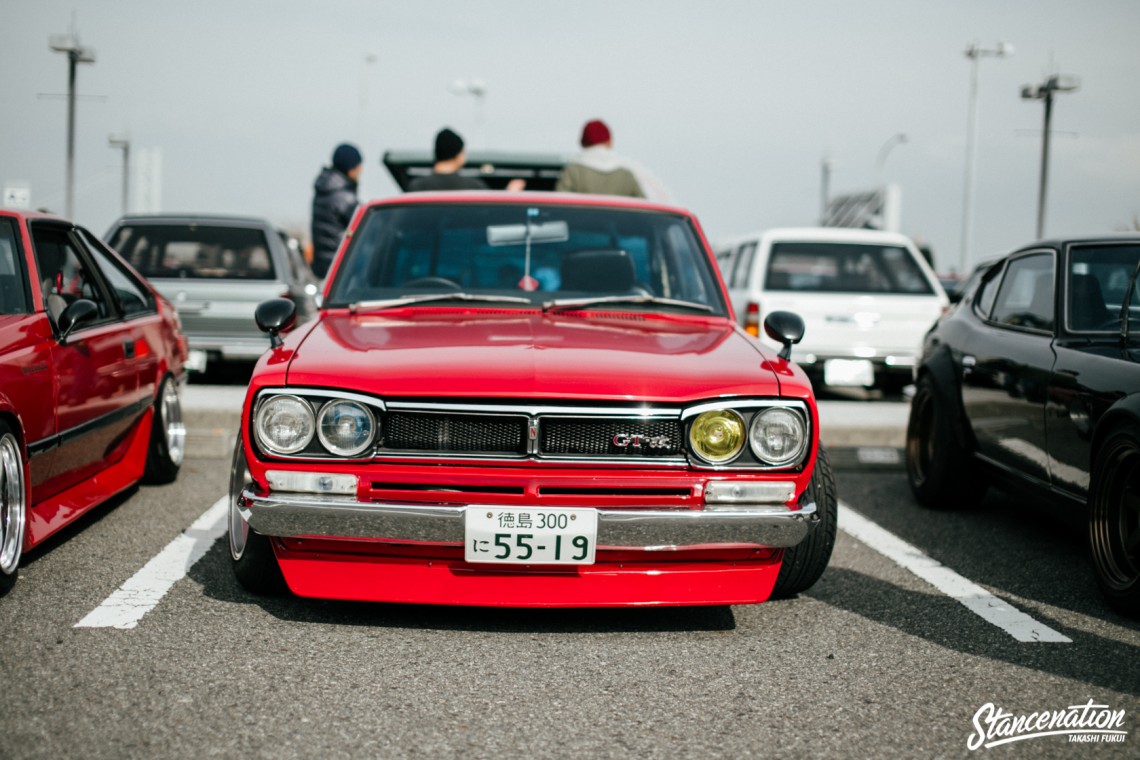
[838,502,1072,643]
[75,497,228,630]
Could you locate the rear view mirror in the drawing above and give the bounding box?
[487,221,569,246]
[763,310,805,361]
[255,298,297,349]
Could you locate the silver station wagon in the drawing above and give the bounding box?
[105,214,319,374]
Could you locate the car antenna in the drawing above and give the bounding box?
[1121,259,1140,345]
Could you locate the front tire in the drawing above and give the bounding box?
[1089,426,1140,617]
[228,436,287,595]
[0,423,28,596]
[771,447,837,598]
[143,375,186,484]
[906,374,986,509]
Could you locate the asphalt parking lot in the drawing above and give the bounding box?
[1,385,1136,759]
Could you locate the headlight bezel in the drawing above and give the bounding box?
[748,406,809,467]
[252,389,384,459]
[316,399,377,457]
[254,394,316,456]
[683,400,812,470]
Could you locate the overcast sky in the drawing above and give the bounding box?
[3,0,1138,273]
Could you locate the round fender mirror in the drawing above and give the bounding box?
[762,310,805,361]
[255,298,297,349]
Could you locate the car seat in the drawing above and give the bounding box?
[1070,273,1112,330]
[560,249,635,292]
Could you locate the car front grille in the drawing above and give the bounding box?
[385,412,528,455]
[378,406,684,462]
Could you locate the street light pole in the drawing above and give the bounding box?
[876,132,908,186]
[1021,74,1080,239]
[108,135,130,215]
[49,31,95,219]
[959,41,1012,274]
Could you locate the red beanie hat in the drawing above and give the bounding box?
[580,119,612,148]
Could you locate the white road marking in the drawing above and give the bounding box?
[838,502,1072,643]
[75,496,228,630]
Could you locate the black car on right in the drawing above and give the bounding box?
[906,235,1140,616]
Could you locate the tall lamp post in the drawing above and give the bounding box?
[49,31,96,219]
[1021,74,1080,240]
[876,132,908,185]
[959,41,1012,274]
[108,134,130,215]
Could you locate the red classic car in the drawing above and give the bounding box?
[0,209,188,595]
[228,192,836,607]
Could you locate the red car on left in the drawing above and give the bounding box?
[0,209,189,595]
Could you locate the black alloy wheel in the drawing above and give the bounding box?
[1089,426,1140,617]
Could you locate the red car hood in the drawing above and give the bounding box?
[282,309,783,402]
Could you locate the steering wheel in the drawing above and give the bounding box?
[402,277,461,290]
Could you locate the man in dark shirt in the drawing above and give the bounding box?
[310,143,362,278]
[407,128,488,191]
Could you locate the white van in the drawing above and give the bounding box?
[715,227,948,392]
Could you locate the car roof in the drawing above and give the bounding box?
[108,213,273,227]
[361,189,693,216]
[0,207,70,224]
[1012,234,1140,252]
[383,150,570,192]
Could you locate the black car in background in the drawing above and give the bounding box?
[905,236,1140,616]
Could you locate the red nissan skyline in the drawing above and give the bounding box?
[228,192,836,607]
[0,209,188,595]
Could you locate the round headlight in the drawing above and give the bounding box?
[317,400,376,457]
[255,395,315,455]
[689,410,745,464]
[749,407,807,466]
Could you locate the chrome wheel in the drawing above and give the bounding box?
[0,430,27,579]
[228,436,250,560]
[161,378,186,467]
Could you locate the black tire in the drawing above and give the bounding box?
[0,422,28,597]
[771,447,837,598]
[228,436,287,595]
[143,375,185,484]
[1089,426,1140,618]
[905,374,986,509]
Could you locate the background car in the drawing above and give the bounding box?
[104,214,319,376]
[0,209,188,595]
[382,150,569,191]
[227,191,837,608]
[715,227,949,394]
[905,235,1140,616]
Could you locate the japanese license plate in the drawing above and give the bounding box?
[185,349,208,373]
[824,358,874,387]
[464,507,597,565]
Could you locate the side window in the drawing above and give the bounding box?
[730,241,757,288]
[990,252,1055,332]
[79,230,153,317]
[31,225,115,324]
[0,218,30,315]
[973,266,1002,318]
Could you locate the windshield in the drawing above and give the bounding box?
[765,241,935,295]
[326,202,728,315]
[108,223,276,280]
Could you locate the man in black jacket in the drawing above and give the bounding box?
[310,143,362,278]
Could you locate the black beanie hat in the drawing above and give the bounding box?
[332,143,362,173]
[434,128,464,162]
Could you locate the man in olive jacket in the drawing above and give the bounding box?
[310,143,362,278]
[555,120,671,201]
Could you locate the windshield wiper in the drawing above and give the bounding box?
[542,294,714,314]
[350,292,534,312]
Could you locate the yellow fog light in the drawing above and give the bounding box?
[689,410,745,464]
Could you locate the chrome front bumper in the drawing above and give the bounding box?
[238,488,817,551]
